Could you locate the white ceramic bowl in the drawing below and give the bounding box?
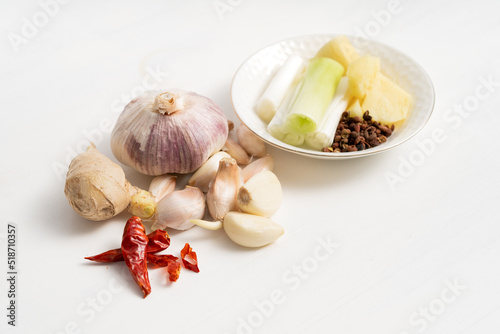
[230,34,435,159]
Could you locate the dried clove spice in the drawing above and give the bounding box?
[323,111,394,153]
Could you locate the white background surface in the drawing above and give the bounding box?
[1,0,499,333]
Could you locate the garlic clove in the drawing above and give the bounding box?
[188,152,231,192]
[189,219,223,230]
[152,186,205,231]
[237,171,282,217]
[206,158,241,221]
[237,165,245,186]
[223,212,284,247]
[236,124,267,158]
[149,174,177,202]
[222,138,251,165]
[241,155,274,183]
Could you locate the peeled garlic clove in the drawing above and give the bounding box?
[149,174,176,202]
[188,152,231,192]
[237,171,282,217]
[110,89,228,175]
[152,186,205,231]
[207,158,240,221]
[237,124,267,158]
[223,212,284,247]
[222,138,251,165]
[241,155,274,183]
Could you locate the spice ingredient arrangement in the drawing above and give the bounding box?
[257,35,412,152]
[65,35,417,297]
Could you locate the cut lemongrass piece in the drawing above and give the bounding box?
[305,77,351,150]
[190,219,223,230]
[268,80,305,146]
[268,125,305,146]
[286,57,345,134]
[256,55,305,123]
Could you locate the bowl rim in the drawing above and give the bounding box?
[230,33,435,159]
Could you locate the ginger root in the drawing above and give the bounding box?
[64,144,154,221]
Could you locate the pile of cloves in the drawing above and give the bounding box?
[148,122,285,248]
[324,111,395,153]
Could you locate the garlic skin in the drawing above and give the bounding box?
[223,212,284,247]
[149,174,176,202]
[241,155,274,183]
[222,138,251,165]
[236,124,267,158]
[188,152,231,192]
[151,186,205,231]
[237,171,282,217]
[206,158,241,221]
[111,89,228,175]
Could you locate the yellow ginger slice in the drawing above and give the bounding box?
[315,35,360,69]
[346,55,380,100]
[346,99,364,118]
[361,73,412,124]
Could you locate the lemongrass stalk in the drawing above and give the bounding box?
[267,80,305,146]
[305,77,351,150]
[285,58,345,134]
[256,55,305,123]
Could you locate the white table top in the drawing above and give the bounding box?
[1,0,499,333]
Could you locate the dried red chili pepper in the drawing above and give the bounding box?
[180,243,200,273]
[147,254,181,282]
[85,222,202,292]
[84,249,123,262]
[146,230,170,254]
[85,229,170,263]
[167,261,181,282]
[121,216,151,298]
[147,254,178,267]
